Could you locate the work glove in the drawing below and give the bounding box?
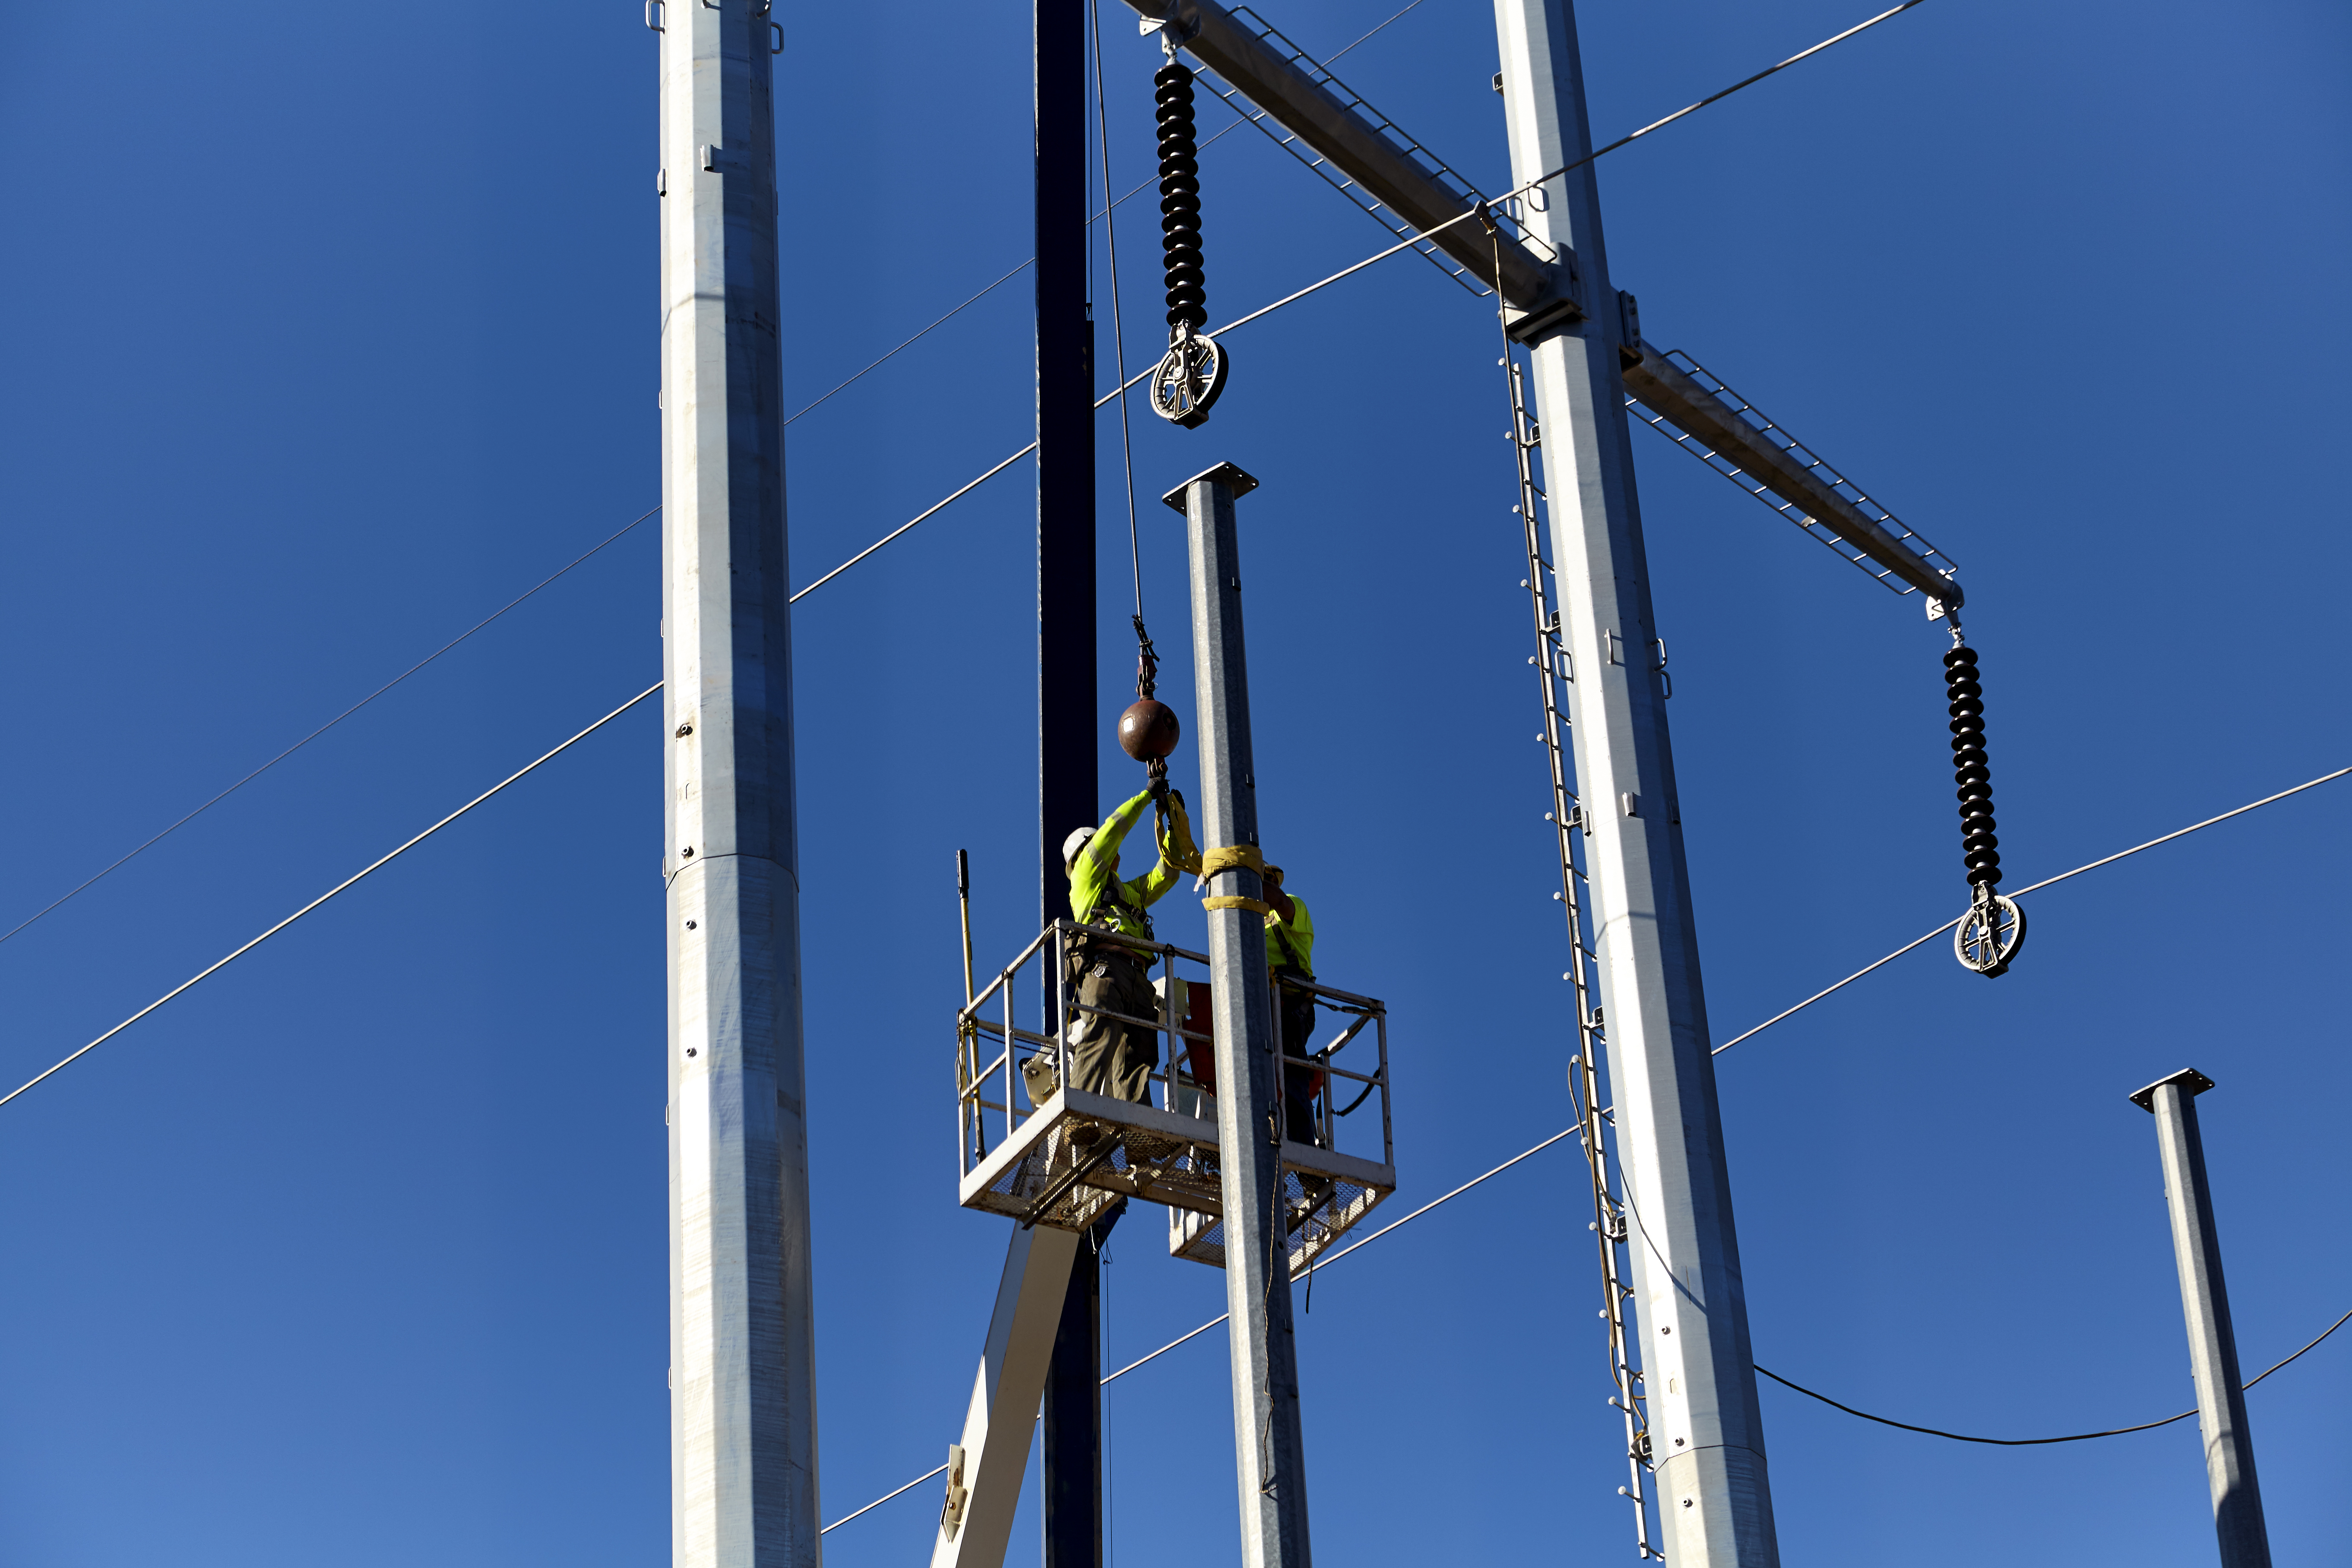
[1157,789,1203,876]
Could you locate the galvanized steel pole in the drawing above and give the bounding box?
[1492,3,1778,1561]
[2131,1069,2273,1568]
[1167,462,1313,1568]
[658,3,822,1565]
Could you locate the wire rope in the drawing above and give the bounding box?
[784,258,1036,428]
[1091,0,1145,616]
[0,506,661,953]
[820,1463,951,1537]
[0,684,663,1110]
[1712,765,2352,1056]
[1505,0,1931,205]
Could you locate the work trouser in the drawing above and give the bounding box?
[1275,966,1323,1148]
[1067,948,1159,1105]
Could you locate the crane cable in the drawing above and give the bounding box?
[1093,0,1144,623]
[1089,0,1169,797]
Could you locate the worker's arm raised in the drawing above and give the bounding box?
[1155,788,1202,874]
[1074,788,1155,880]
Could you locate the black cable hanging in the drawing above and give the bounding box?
[1943,621,2026,975]
[1146,48,1228,427]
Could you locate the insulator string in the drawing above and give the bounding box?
[1155,61,1205,338]
[1944,642,2001,892]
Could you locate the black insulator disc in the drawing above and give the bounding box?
[1155,59,1207,340]
[1944,646,1979,669]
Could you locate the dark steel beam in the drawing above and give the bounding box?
[1036,1,1105,1563]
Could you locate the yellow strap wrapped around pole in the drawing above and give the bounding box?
[1199,843,1267,913]
[1198,844,1263,878]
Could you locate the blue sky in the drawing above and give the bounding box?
[1,1,2346,1564]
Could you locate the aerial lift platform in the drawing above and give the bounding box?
[956,917,1394,1274]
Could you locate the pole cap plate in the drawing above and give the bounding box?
[2128,1067,2214,1113]
[1160,462,1259,512]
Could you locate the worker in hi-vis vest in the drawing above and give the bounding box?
[1263,863,1323,1147]
[1062,779,1193,1104]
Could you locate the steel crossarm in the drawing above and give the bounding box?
[1620,342,1961,605]
[1121,0,1572,319]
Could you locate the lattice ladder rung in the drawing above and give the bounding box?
[1506,354,1661,1561]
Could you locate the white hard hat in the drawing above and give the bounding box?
[1062,826,1096,866]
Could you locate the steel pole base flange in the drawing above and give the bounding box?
[1149,332,1228,429]
[1954,888,2026,977]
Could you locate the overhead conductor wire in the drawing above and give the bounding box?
[0,684,664,1110]
[1712,764,2352,1056]
[1513,0,1931,199]
[0,506,661,951]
